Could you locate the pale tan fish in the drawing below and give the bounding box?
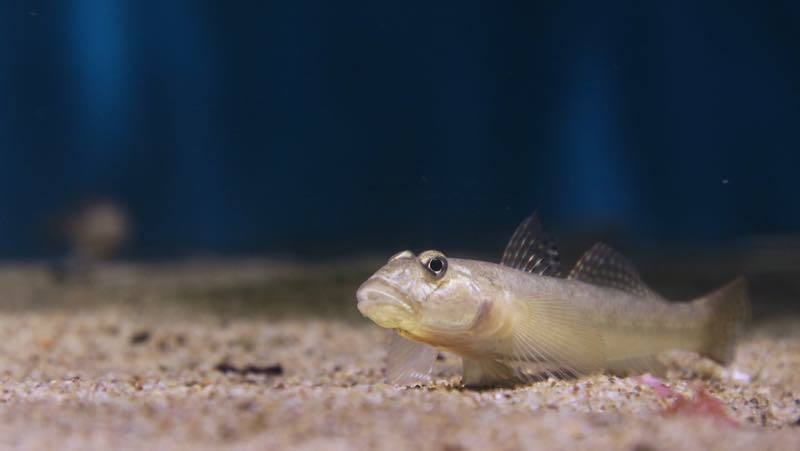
[356,212,750,387]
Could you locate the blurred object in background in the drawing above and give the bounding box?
[49,198,132,282]
[2,1,799,258]
[65,199,132,261]
[0,1,797,318]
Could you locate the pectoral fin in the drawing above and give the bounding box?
[508,297,606,380]
[386,332,438,385]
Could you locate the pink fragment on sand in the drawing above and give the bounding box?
[636,373,739,427]
[638,373,674,398]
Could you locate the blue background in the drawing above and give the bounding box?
[1,0,799,258]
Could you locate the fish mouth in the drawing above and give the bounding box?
[356,278,414,329]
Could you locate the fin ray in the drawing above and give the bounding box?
[696,277,750,364]
[606,356,667,376]
[568,242,663,301]
[505,297,606,378]
[386,333,438,385]
[462,358,516,387]
[500,212,562,277]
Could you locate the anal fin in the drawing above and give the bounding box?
[606,356,667,377]
[462,358,517,388]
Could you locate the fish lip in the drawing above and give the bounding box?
[356,278,414,327]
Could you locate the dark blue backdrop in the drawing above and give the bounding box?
[1,1,799,257]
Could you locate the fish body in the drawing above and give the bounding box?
[356,213,750,387]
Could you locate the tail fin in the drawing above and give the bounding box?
[696,277,751,364]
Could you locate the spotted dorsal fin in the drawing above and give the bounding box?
[568,243,663,301]
[500,212,562,277]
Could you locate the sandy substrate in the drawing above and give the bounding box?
[0,262,797,450]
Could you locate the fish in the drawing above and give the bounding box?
[356,212,750,388]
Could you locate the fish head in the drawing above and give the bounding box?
[357,250,491,345]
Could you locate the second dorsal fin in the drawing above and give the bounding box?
[568,242,664,301]
[500,212,562,277]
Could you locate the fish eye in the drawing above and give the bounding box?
[424,255,447,278]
